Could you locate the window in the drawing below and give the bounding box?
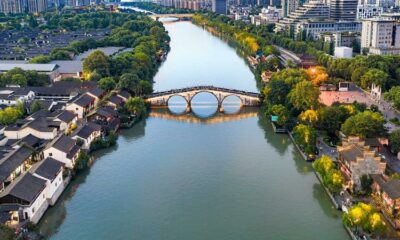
[32,207,35,213]
[49,153,52,156]
[55,182,57,187]
[43,194,45,199]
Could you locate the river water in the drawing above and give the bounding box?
[38,21,349,240]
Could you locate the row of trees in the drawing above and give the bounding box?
[343,203,386,237]
[0,67,50,87]
[312,155,344,193]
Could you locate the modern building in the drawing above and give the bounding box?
[27,0,48,13]
[281,0,299,17]
[212,0,227,14]
[356,4,383,20]
[64,0,90,6]
[275,1,330,33]
[295,20,361,40]
[335,46,353,58]
[250,6,282,25]
[361,18,400,55]
[321,32,361,47]
[330,0,358,21]
[0,0,24,14]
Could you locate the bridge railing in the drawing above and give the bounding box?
[146,86,260,98]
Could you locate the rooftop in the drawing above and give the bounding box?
[0,63,58,72]
[0,172,46,204]
[30,157,63,181]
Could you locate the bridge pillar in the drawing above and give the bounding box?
[186,100,192,113]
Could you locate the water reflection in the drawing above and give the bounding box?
[150,107,259,124]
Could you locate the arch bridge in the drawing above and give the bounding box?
[145,86,260,113]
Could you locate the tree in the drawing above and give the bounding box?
[384,86,400,111]
[341,111,386,138]
[11,73,27,86]
[323,169,344,193]
[288,81,320,111]
[293,124,317,154]
[312,155,335,176]
[299,109,318,126]
[306,66,328,86]
[343,203,386,237]
[389,129,400,154]
[75,150,90,171]
[360,174,373,194]
[83,50,110,78]
[124,97,146,118]
[317,106,347,136]
[98,77,116,91]
[360,68,388,90]
[268,104,289,126]
[262,80,290,105]
[135,80,153,96]
[118,73,140,91]
[30,100,42,113]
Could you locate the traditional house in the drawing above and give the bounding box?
[88,106,120,132]
[4,117,59,140]
[117,90,131,102]
[372,174,400,229]
[0,146,35,192]
[54,110,77,133]
[66,94,95,119]
[72,122,102,150]
[337,137,386,191]
[0,88,35,106]
[0,172,48,224]
[43,135,80,169]
[30,157,64,206]
[86,87,105,106]
[107,95,125,109]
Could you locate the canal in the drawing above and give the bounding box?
[38,20,349,239]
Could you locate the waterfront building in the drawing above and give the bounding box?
[330,0,358,21]
[361,18,400,55]
[281,0,299,17]
[372,174,400,230]
[338,137,386,191]
[275,1,330,33]
[43,134,81,169]
[65,94,96,118]
[212,0,227,14]
[0,0,24,14]
[27,0,48,13]
[295,20,361,40]
[71,122,102,150]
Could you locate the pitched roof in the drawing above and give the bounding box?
[56,111,76,123]
[0,63,58,72]
[372,175,400,199]
[50,60,82,74]
[88,87,104,98]
[339,145,364,163]
[0,172,46,204]
[17,134,41,148]
[95,106,117,118]
[118,90,130,99]
[31,157,63,181]
[72,94,95,107]
[0,146,33,182]
[51,135,76,153]
[108,95,123,105]
[76,122,101,139]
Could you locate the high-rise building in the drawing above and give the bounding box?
[212,0,227,14]
[275,0,330,31]
[281,0,299,17]
[27,0,48,12]
[64,0,90,6]
[330,0,358,21]
[0,0,24,14]
[356,4,383,20]
[361,18,400,55]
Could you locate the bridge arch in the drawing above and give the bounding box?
[166,94,189,106]
[221,94,244,106]
[189,91,220,105]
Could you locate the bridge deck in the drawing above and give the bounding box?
[146,86,260,98]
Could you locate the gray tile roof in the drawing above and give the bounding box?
[56,111,76,123]
[73,94,95,107]
[0,63,58,72]
[373,175,400,199]
[31,157,63,181]
[49,60,82,74]
[76,122,101,139]
[51,135,76,153]
[0,172,46,204]
[0,146,34,182]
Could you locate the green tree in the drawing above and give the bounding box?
[389,129,400,154]
[118,73,140,91]
[317,106,347,136]
[98,77,116,91]
[83,50,110,78]
[384,86,400,111]
[124,97,146,118]
[312,155,335,176]
[11,73,27,86]
[268,104,289,126]
[360,68,389,90]
[323,169,344,193]
[75,150,90,171]
[288,81,320,111]
[341,111,386,138]
[293,124,317,154]
[30,100,42,113]
[360,174,373,194]
[263,80,290,105]
[135,80,153,96]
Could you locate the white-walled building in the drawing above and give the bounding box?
[43,135,80,169]
[361,18,400,55]
[335,46,354,58]
[356,4,383,20]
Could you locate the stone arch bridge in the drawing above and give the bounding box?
[145,86,260,112]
